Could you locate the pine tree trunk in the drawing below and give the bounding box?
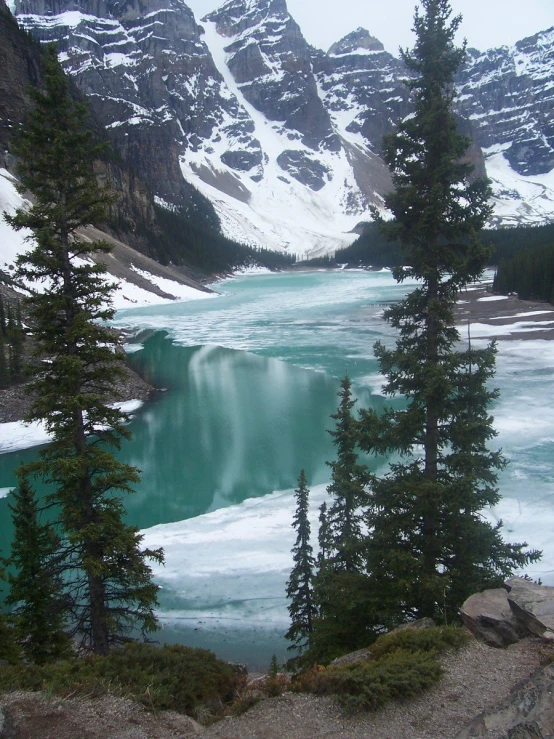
[422,271,440,617]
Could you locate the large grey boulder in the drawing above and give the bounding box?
[455,664,554,738]
[460,588,528,648]
[506,578,554,641]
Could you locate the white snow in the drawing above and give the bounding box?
[178,21,377,258]
[0,169,34,269]
[462,320,554,338]
[490,310,554,320]
[485,146,554,226]
[111,277,214,310]
[0,488,13,499]
[478,295,510,302]
[0,420,50,454]
[0,400,144,455]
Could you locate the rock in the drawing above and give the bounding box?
[455,664,554,738]
[460,588,528,648]
[331,646,373,668]
[390,617,436,633]
[158,710,204,735]
[508,725,546,739]
[506,578,554,641]
[331,618,437,668]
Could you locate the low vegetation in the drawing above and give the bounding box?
[291,626,469,713]
[0,642,243,719]
[135,204,296,275]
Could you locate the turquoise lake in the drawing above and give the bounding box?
[1,269,553,667]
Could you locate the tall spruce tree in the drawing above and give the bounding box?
[325,376,370,573]
[285,470,316,653]
[359,0,539,622]
[5,468,71,663]
[4,45,163,654]
[310,378,375,662]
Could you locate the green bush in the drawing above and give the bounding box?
[328,649,442,712]
[291,626,468,712]
[0,642,242,719]
[367,625,469,659]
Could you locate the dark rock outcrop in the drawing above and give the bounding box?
[456,29,554,177]
[14,0,259,211]
[456,664,554,739]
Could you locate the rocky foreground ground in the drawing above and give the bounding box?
[0,638,547,739]
[2,578,554,739]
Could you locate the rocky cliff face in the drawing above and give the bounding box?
[0,1,213,302]
[457,30,554,177]
[204,0,336,153]
[6,0,554,255]
[13,0,239,222]
[0,0,42,171]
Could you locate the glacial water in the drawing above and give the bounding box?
[1,269,553,667]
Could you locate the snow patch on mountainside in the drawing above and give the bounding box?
[0,170,216,308]
[178,20,368,258]
[485,146,554,225]
[0,169,33,271]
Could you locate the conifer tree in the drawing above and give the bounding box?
[0,295,6,336]
[6,301,24,382]
[4,45,163,654]
[309,379,376,662]
[0,601,19,665]
[5,468,71,663]
[285,470,316,653]
[317,501,330,566]
[0,332,7,388]
[325,377,370,573]
[359,0,539,622]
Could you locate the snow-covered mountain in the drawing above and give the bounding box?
[6,0,554,258]
[456,29,554,225]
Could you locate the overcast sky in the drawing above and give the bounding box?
[186,0,553,55]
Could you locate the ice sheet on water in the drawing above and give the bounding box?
[140,477,554,639]
[141,484,330,630]
[0,420,50,454]
[0,401,144,455]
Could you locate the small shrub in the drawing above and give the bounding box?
[0,642,241,719]
[228,693,261,716]
[367,625,469,660]
[329,649,442,712]
[291,626,468,712]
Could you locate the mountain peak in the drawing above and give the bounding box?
[328,28,384,56]
[204,0,289,33]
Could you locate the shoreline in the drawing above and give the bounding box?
[1,283,553,431]
[455,283,554,341]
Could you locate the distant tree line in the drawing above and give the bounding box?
[493,241,554,303]
[334,222,554,270]
[0,295,25,387]
[121,204,296,276]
